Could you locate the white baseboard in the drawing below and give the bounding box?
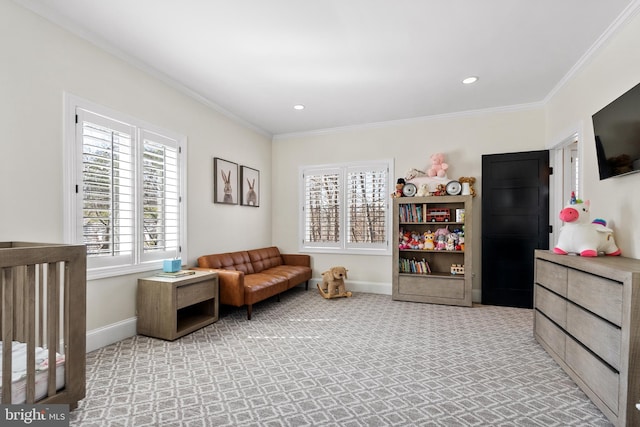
[307,278,482,303]
[472,288,482,303]
[307,278,392,295]
[86,317,137,353]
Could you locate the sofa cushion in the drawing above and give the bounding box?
[198,251,255,274]
[248,247,283,273]
[265,265,312,287]
[243,273,288,305]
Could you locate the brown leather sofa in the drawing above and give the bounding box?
[195,247,311,320]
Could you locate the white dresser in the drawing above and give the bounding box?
[534,250,640,426]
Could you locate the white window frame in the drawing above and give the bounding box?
[63,94,187,280]
[299,160,393,255]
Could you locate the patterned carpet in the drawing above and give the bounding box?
[70,287,612,426]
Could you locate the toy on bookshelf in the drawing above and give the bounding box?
[450,264,465,275]
[426,208,450,222]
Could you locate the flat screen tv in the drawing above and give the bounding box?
[592,81,640,180]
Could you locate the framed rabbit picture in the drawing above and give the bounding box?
[240,166,260,207]
[214,157,238,204]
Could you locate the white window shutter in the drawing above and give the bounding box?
[78,109,135,269]
[140,130,180,263]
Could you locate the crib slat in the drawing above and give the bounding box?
[25,264,36,403]
[47,262,60,397]
[38,263,44,346]
[0,242,86,409]
[2,267,14,404]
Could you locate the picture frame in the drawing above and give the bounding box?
[240,166,260,207]
[213,157,238,204]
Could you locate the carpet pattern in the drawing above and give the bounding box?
[70,287,612,426]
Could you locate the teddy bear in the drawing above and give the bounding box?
[391,178,405,198]
[433,183,447,196]
[427,153,449,178]
[458,176,476,196]
[318,266,352,298]
[416,183,430,197]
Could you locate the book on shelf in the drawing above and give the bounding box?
[155,270,196,278]
[399,258,431,274]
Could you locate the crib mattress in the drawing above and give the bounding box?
[0,341,65,404]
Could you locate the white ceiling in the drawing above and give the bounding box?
[14,0,639,136]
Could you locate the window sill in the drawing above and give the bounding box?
[300,247,391,256]
[87,261,165,281]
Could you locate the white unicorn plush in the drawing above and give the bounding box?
[553,194,621,257]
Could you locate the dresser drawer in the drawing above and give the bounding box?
[535,285,566,328]
[568,270,622,326]
[566,338,619,414]
[536,260,567,297]
[176,279,216,309]
[567,303,621,371]
[535,311,566,359]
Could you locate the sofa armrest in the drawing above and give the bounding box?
[281,253,311,267]
[191,267,245,307]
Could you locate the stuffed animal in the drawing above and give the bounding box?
[416,183,430,197]
[423,231,435,250]
[318,266,352,298]
[458,176,476,196]
[427,153,449,178]
[433,183,447,196]
[398,230,412,249]
[391,178,405,198]
[434,226,450,250]
[553,198,621,257]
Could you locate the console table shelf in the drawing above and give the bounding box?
[137,271,219,341]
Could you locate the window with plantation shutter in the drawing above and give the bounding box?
[300,161,392,254]
[140,131,180,263]
[80,111,135,268]
[65,95,187,279]
[303,168,342,248]
[346,166,388,248]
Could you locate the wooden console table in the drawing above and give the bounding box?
[137,270,218,340]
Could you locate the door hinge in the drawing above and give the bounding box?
[549,167,553,175]
[75,114,78,124]
[75,185,79,194]
[549,225,553,233]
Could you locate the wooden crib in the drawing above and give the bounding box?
[0,242,86,409]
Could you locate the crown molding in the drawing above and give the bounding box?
[544,0,640,104]
[272,101,545,141]
[11,0,272,138]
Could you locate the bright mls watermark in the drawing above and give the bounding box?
[1,405,69,426]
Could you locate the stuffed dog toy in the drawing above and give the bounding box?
[318,266,352,299]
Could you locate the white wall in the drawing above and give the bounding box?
[272,108,546,299]
[546,9,640,258]
[0,1,272,335]
[3,0,639,346]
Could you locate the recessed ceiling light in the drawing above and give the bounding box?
[462,76,479,85]
[293,104,305,110]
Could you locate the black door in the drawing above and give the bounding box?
[481,150,550,308]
